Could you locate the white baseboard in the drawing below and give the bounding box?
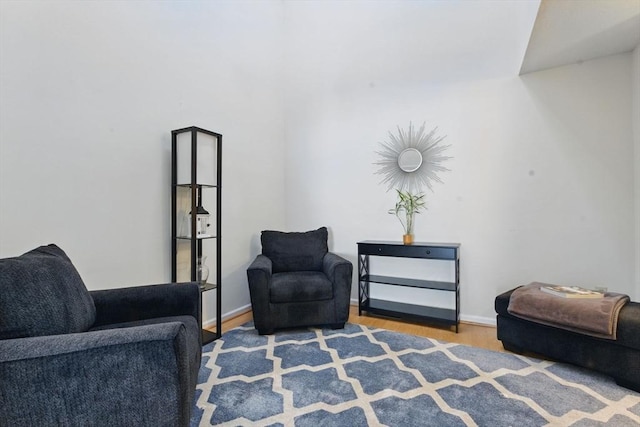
[208,301,496,329]
[203,304,252,328]
[460,314,496,327]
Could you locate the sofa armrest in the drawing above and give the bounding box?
[0,323,192,427]
[90,282,200,328]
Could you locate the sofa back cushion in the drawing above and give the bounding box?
[0,244,96,339]
[261,227,328,273]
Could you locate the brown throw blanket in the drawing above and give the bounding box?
[507,282,629,340]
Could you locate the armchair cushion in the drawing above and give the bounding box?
[270,271,333,303]
[0,244,96,339]
[261,226,328,273]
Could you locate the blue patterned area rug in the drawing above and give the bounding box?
[191,323,640,426]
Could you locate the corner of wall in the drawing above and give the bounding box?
[633,45,640,301]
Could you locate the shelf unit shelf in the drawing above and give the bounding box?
[200,283,218,292]
[175,183,218,189]
[171,126,222,345]
[366,298,458,323]
[363,274,457,292]
[358,240,460,332]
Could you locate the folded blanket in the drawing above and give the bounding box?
[507,282,629,340]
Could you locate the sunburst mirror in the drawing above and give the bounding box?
[374,122,451,194]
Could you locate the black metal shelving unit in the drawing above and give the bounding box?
[171,126,222,344]
[357,240,460,332]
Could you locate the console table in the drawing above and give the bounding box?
[357,240,460,332]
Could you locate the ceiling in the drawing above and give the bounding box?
[520,0,640,74]
[284,0,540,85]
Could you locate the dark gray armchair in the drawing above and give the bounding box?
[0,244,201,427]
[247,227,353,335]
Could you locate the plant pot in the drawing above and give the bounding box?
[403,234,414,245]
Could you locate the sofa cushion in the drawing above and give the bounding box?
[261,227,328,273]
[0,244,96,339]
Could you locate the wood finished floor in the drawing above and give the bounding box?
[218,305,505,353]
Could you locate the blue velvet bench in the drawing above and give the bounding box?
[495,287,640,392]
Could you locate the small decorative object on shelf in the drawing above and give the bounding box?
[197,256,209,288]
[171,126,222,344]
[186,205,211,238]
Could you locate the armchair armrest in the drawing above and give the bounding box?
[0,323,192,427]
[322,252,353,286]
[323,252,353,323]
[247,255,272,291]
[246,255,273,332]
[247,254,272,277]
[90,282,200,328]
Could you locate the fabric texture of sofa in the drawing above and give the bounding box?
[246,227,353,335]
[495,287,640,392]
[0,244,201,427]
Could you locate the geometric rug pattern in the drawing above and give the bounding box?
[191,323,640,426]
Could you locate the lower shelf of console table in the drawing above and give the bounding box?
[364,298,458,325]
[358,240,460,332]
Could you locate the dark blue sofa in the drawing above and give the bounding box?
[0,244,201,427]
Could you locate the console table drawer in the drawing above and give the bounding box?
[358,243,457,260]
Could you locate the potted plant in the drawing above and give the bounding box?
[389,190,426,244]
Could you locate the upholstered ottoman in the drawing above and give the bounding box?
[495,287,640,392]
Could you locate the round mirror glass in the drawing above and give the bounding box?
[398,148,423,172]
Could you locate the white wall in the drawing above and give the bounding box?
[1,1,637,328]
[0,1,286,320]
[284,20,636,326]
